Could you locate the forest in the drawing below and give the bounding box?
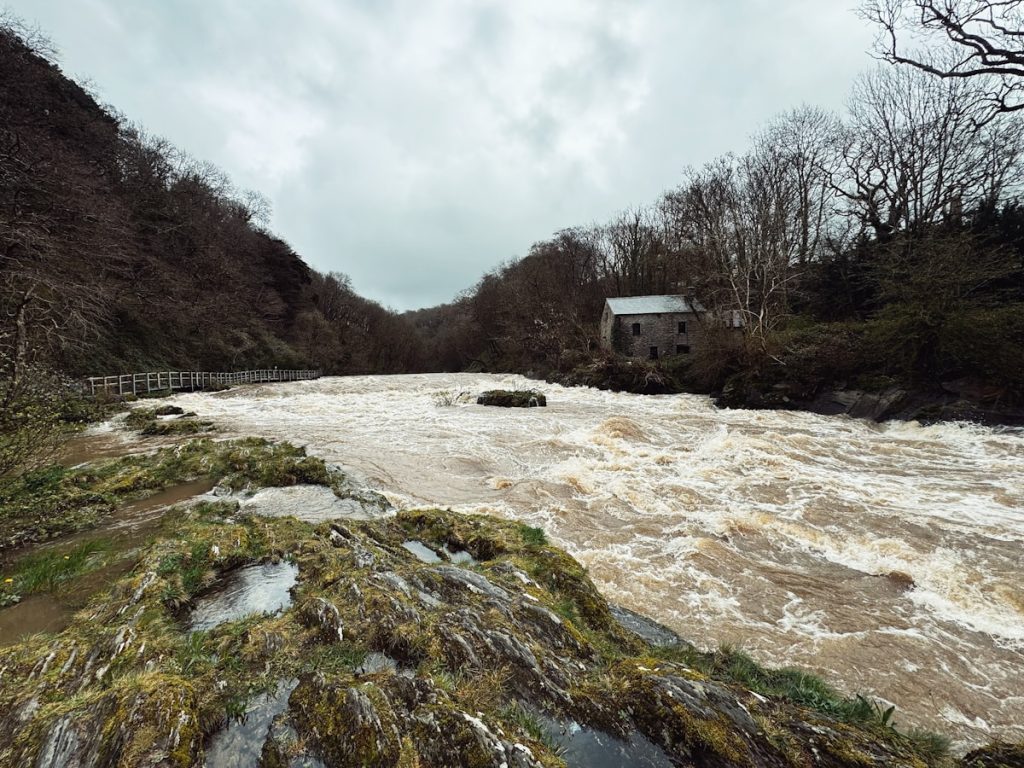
[0,16,421,387]
[410,57,1024,412]
[4,1,1024,428]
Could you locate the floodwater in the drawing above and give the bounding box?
[0,478,217,647]
[163,373,1024,750]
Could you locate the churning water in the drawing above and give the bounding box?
[168,373,1024,749]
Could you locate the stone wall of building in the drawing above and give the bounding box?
[603,311,704,359]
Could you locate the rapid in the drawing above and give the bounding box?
[166,373,1024,750]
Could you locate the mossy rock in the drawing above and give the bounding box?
[961,743,1024,767]
[0,479,996,767]
[477,390,547,408]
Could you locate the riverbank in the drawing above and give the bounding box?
[0,433,987,765]
[545,356,1024,427]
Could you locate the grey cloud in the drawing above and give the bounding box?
[9,0,874,310]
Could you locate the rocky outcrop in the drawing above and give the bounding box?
[477,390,547,408]
[550,356,682,395]
[0,503,1009,767]
[716,374,1024,427]
[960,742,1024,767]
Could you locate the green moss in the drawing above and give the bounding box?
[291,679,402,766]
[398,507,512,561]
[140,418,215,437]
[0,437,335,548]
[122,406,214,436]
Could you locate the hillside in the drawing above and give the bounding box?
[0,21,419,379]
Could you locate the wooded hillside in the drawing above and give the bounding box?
[0,19,419,381]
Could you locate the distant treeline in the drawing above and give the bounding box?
[409,65,1024,403]
[0,17,419,383]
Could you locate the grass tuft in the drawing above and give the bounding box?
[654,643,919,729]
[6,538,113,594]
[519,524,547,548]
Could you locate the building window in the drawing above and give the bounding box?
[676,344,690,355]
[649,346,659,360]
[678,321,687,334]
[632,323,641,336]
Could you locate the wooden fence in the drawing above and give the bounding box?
[83,369,321,397]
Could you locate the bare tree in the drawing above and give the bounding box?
[862,0,1024,115]
[752,106,845,265]
[836,65,1023,237]
[599,208,665,296]
[664,153,802,346]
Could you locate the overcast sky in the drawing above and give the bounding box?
[9,1,875,310]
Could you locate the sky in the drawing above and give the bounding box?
[8,1,876,311]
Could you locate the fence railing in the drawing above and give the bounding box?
[83,369,321,397]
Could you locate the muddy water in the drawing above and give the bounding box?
[0,478,217,647]
[166,374,1024,749]
[57,421,144,467]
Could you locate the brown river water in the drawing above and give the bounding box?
[75,374,1024,749]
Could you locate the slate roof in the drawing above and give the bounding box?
[605,295,706,315]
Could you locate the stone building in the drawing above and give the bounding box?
[599,295,711,359]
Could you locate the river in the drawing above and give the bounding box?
[164,373,1023,750]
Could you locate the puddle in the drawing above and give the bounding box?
[609,605,681,647]
[0,595,70,647]
[441,544,476,565]
[0,479,219,647]
[189,562,298,632]
[402,540,477,566]
[239,485,390,522]
[204,679,297,768]
[402,540,442,563]
[106,478,219,532]
[543,718,674,768]
[0,558,152,645]
[2,478,218,569]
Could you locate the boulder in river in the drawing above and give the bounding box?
[477,389,547,407]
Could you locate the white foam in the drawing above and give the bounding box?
[159,373,1024,746]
